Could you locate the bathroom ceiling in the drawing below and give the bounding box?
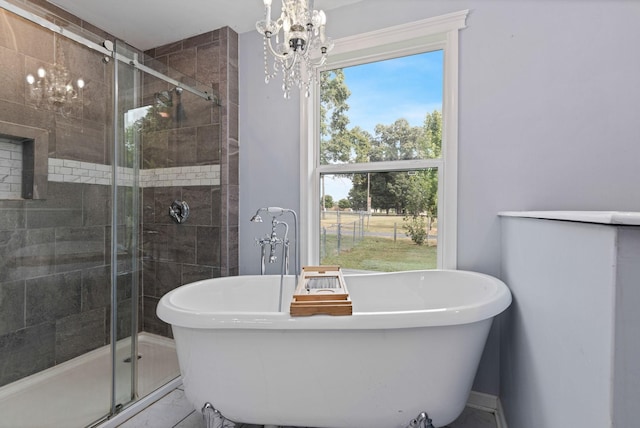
[46,0,362,51]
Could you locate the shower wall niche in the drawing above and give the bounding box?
[0,123,47,201]
[0,137,24,200]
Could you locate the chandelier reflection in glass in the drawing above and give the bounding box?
[256,0,334,98]
[26,38,84,117]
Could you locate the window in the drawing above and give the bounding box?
[300,10,468,270]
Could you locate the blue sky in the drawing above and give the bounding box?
[324,50,443,200]
[341,50,443,135]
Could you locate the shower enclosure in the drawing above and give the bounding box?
[0,1,234,427]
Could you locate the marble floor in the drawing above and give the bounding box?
[118,387,498,428]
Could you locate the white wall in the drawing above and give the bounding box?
[238,0,640,395]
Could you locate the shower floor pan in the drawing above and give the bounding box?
[0,333,179,428]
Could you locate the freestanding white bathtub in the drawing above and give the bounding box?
[157,270,511,428]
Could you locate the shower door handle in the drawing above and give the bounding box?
[169,200,190,224]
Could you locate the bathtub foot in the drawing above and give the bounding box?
[407,412,435,428]
[202,402,236,428]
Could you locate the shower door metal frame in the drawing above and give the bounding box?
[110,40,142,415]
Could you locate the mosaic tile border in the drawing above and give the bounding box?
[47,158,220,188]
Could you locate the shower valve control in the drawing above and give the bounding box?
[169,200,190,224]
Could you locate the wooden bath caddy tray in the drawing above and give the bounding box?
[290,266,352,316]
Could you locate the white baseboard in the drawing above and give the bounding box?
[495,398,508,428]
[467,391,508,428]
[468,391,498,411]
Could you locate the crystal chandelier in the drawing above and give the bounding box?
[256,0,334,98]
[26,39,84,117]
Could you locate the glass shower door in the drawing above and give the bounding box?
[110,38,221,412]
[0,3,117,426]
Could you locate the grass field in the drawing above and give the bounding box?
[320,212,438,271]
[321,211,437,235]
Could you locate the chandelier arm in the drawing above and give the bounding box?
[307,54,327,68]
[281,52,298,71]
[264,33,290,61]
[264,35,297,71]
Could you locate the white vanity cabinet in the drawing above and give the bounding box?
[499,211,640,428]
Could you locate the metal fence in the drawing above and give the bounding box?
[320,210,437,260]
[321,210,409,258]
[321,213,367,258]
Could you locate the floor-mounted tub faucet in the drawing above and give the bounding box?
[255,217,288,274]
[268,216,286,265]
[250,207,299,311]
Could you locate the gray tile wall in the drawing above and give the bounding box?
[142,28,239,337]
[0,181,136,386]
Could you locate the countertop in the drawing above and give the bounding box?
[498,211,640,225]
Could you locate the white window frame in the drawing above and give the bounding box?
[300,10,468,270]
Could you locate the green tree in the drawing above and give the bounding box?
[369,172,399,214]
[323,194,335,209]
[320,69,355,212]
[372,118,425,161]
[320,69,352,164]
[351,111,442,216]
[319,68,443,222]
[403,215,428,245]
[338,198,351,210]
[402,169,438,245]
[400,112,441,244]
[349,126,373,163]
[423,110,442,158]
[347,173,368,211]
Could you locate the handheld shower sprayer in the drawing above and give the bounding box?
[251,207,291,218]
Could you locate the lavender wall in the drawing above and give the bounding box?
[238,0,640,395]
